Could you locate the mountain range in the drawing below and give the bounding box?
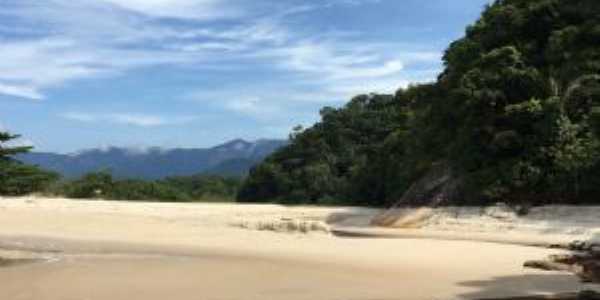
[17,139,287,179]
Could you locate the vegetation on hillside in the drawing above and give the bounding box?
[239,0,600,207]
[0,132,58,196]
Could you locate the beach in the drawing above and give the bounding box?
[0,197,598,300]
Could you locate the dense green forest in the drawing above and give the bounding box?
[239,0,600,207]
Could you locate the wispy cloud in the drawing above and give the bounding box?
[0,0,442,102]
[0,83,43,100]
[5,137,35,148]
[60,112,197,127]
[99,0,243,20]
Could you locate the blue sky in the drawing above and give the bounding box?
[0,0,491,153]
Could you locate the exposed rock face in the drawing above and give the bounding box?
[394,163,462,207]
[371,163,463,227]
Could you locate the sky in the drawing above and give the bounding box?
[0,0,491,153]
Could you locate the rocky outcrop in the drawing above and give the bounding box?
[394,163,462,207]
[480,291,600,300]
[487,242,600,300]
[524,240,600,284]
[371,162,463,227]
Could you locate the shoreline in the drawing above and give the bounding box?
[0,233,587,300]
[0,196,599,299]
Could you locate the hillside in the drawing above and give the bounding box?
[18,139,287,179]
[239,0,600,207]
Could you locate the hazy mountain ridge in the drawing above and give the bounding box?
[17,139,287,179]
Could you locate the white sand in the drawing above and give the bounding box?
[0,196,598,300]
[369,205,600,246]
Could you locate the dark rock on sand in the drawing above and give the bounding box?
[525,240,600,283]
[480,290,600,299]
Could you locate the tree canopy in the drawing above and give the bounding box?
[239,0,600,207]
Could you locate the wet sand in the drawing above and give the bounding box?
[3,254,416,300]
[0,242,582,300]
[0,197,596,300]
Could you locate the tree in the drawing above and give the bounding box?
[0,131,58,195]
[239,0,600,207]
[0,132,34,160]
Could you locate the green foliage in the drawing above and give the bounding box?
[239,0,600,207]
[0,131,59,196]
[55,171,241,202]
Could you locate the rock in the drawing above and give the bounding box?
[581,261,600,283]
[526,239,600,285]
[523,260,576,272]
[484,203,517,220]
[371,207,434,228]
[383,162,462,207]
[479,291,600,299]
[591,246,600,257]
[548,254,580,265]
[569,240,587,251]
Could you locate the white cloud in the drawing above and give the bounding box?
[0,83,44,100]
[110,114,171,127]
[187,89,326,126]
[5,138,35,148]
[254,40,439,86]
[0,0,441,103]
[100,0,241,20]
[60,112,197,127]
[60,112,98,123]
[0,36,214,100]
[225,97,283,121]
[248,41,439,100]
[0,38,110,100]
[325,76,411,97]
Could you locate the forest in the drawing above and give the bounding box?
[238,0,600,207]
[2,0,600,207]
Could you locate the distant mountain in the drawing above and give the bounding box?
[17,139,287,179]
[204,158,257,176]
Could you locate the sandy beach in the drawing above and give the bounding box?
[0,197,599,300]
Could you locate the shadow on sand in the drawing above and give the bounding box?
[456,273,600,300]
